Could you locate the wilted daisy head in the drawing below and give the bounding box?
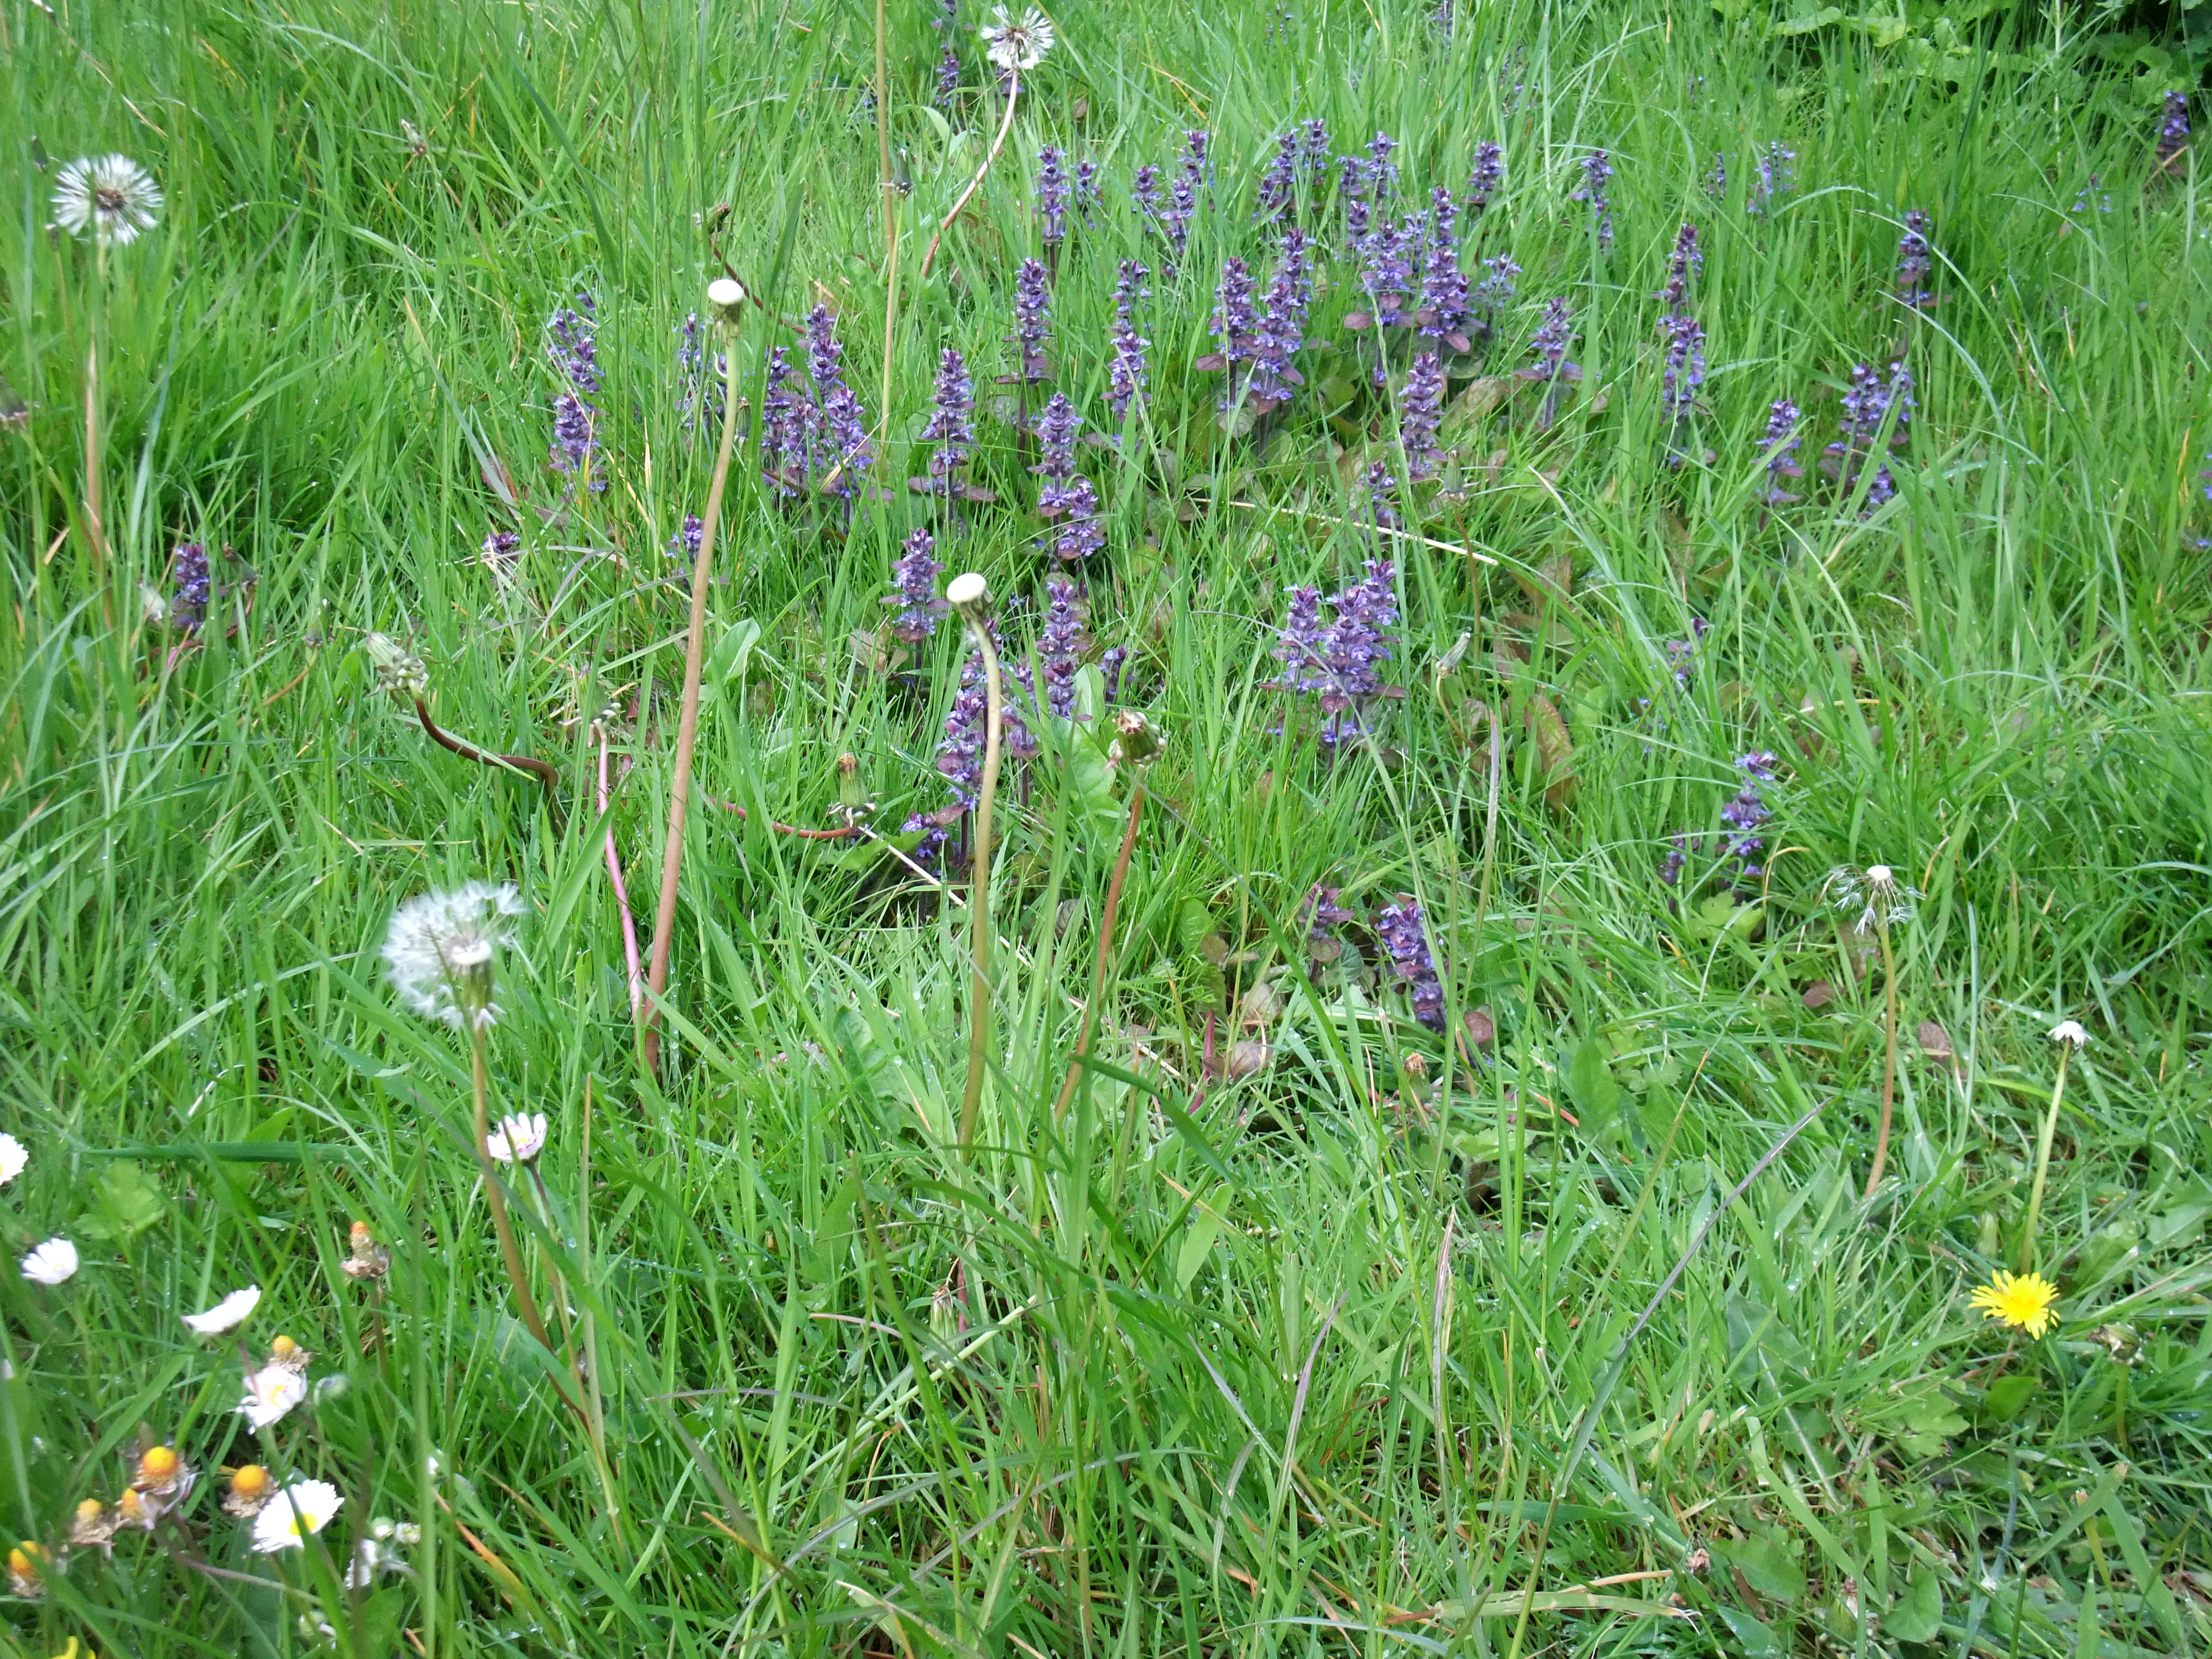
[383,881,526,1030]
[52,154,163,246]
[486,1112,548,1164]
[1824,863,1921,933]
[980,4,1055,70]
[2048,1019,2090,1048]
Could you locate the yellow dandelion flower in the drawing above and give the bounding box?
[1970,1270,2059,1338]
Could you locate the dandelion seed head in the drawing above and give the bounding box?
[382,880,525,1031]
[52,154,163,246]
[980,4,1054,71]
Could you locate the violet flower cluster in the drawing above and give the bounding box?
[1035,578,1086,717]
[1272,557,1400,745]
[1466,142,1504,213]
[1108,260,1151,422]
[1758,399,1803,506]
[667,514,703,568]
[1720,750,1777,881]
[1301,884,1354,960]
[1572,149,1613,250]
[1375,900,1444,1029]
[1245,231,1310,410]
[903,634,1037,862]
[1748,141,1794,216]
[1656,223,1704,460]
[885,528,947,643]
[1010,257,1052,384]
[1399,353,1446,480]
[1032,394,1104,561]
[911,348,977,497]
[2157,90,2190,170]
[1256,129,1300,222]
[546,290,603,489]
[1896,210,1935,310]
[1824,360,1912,508]
[1036,147,1070,250]
[170,542,210,632]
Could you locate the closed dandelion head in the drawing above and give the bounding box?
[980,4,1053,70]
[9,1540,45,1597]
[382,881,526,1031]
[366,633,429,698]
[1969,1270,2058,1339]
[52,154,163,246]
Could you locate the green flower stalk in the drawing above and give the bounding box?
[2020,1021,2089,1271]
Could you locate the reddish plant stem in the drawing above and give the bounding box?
[598,734,644,1015]
[705,796,859,839]
[1054,782,1145,1123]
[413,697,563,826]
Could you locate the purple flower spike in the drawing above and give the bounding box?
[1211,258,1258,367]
[1032,394,1102,561]
[1256,129,1299,221]
[886,528,948,643]
[1572,149,1614,249]
[1759,399,1803,505]
[1011,257,1052,382]
[1036,578,1086,717]
[760,346,808,495]
[1274,586,1329,695]
[1399,352,1446,480]
[171,542,210,632]
[935,44,961,107]
[481,529,520,576]
[1302,884,1355,955]
[1661,312,1705,419]
[2158,90,2190,169]
[1704,152,1726,197]
[806,305,873,497]
[550,391,598,486]
[1246,231,1310,409]
[1375,899,1444,1029]
[1525,298,1577,383]
[1271,559,1401,744]
[1133,164,1165,235]
[1036,146,1070,247]
[1339,153,1371,239]
[1719,751,1776,880]
[1474,254,1520,323]
[547,291,600,397]
[1164,175,1197,266]
[1362,465,1400,534]
[1467,141,1504,213]
[1658,222,1702,311]
[1660,834,1689,888]
[1301,119,1331,176]
[915,347,976,495]
[668,515,704,567]
[1896,209,1934,309]
[1749,141,1794,216]
[1108,259,1151,422]
[1364,131,1399,206]
[1074,159,1099,222]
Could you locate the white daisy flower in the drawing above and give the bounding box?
[382,881,526,1030]
[239,1363,309,1430]
[182,1284,262,1335]
[52,154,164,246]
[2048,1020,2090,1047]
[0,1133,25,1185]
[979,5,1055,71]
[21,1238,79,1285]
[486,1112,547,1164]
[250,1479,343,1553]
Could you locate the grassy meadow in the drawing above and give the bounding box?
[3,0,2211,1653]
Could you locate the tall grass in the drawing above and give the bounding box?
[2,0,2208,1653]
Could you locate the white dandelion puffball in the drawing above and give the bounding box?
[239,1363,309,1430]
[0,1133,25,1186]
[182,1285,262,1335]
[2049,1020,2091,1047]
[250,1479,344,1553]
[52,154,164,246]
[486,1112,547,1165]
[21,1238,79,1286]
[382,880,525,1030]
[980,4,1055,71]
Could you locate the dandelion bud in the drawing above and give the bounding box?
[1402,1051,1428,1081]
[1107,709,1162,768]
[366,632,429,698]
[706,277,747,326]
[946,571,992,628]
[705,201,732,234]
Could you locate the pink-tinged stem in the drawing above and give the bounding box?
[599,734,644,1015]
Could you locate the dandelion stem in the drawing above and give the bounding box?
[642,312,744,1075]
[414,696,562,826]
[84,333,110,627]
[921,71,1020,281]
[1863,916,1900,1197]
[598,734,644,1015]
[2019,1043,2074,1272]
[1054,780,1145,1124]
[469,1028,555,1360]
[957,620,1005,1156]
